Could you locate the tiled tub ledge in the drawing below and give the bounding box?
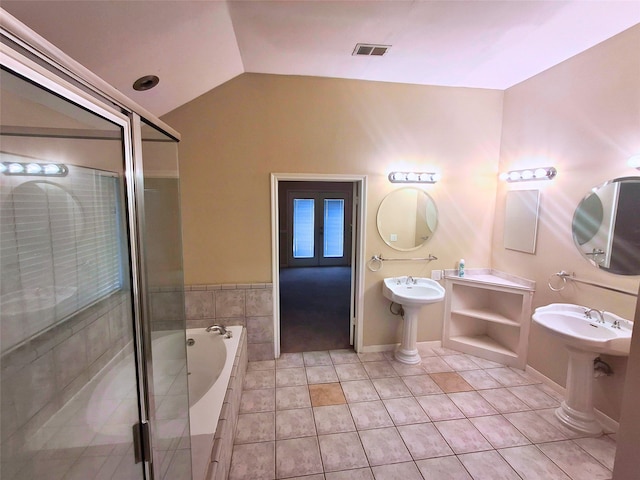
[184,283,274,361]
[196,327,248,480]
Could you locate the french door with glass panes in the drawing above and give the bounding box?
[287,191,351,267]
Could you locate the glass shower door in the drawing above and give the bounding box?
[137,120,191,480]
[0,62,146,478]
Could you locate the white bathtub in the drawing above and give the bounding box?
[186,326,242,437]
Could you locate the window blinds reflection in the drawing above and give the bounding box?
[0,165,123,351]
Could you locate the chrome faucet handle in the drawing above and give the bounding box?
[612,320,621,329]
[207,324,233,338]
[584,308,605,323]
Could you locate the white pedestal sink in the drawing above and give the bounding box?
[532,303,632,436]
[382,276,445,364]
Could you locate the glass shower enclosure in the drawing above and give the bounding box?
[1,19,190,480]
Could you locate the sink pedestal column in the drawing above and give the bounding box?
[555,347,602,436]
[395,305,422,364]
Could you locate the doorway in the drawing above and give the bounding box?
[271,174,367,358]
[280,182,352,352]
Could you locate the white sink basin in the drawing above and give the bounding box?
[382,276,445,306]
[532,303,631,356]
[382,276,445,365]
[532,303,633,436]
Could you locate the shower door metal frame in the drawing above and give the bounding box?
[2,10,188,478]
[129,113,179,475]
[1,37,155,479]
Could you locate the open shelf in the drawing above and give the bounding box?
[449,334,518,358]
[443,270,535,369]
[450,308,520,327]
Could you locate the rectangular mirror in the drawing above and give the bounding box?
[504,189,540,253]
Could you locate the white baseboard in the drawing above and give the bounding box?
[358,343,396,353]
[524,364,566,395]
[358,340,442,353]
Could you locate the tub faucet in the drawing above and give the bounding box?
[206,324,233,338]
[584,308,605,324]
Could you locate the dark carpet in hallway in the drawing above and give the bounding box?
[279,266,352,353]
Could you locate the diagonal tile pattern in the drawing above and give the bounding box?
[231,347,616,479]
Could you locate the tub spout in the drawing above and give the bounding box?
[206,324,232,338]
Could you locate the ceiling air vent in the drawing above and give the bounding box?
[352,43,390,56]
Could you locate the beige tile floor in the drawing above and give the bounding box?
[230,346,616,480]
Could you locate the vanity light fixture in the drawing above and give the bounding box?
[1,161,68,177]
[499,167,557,182]
[388,172,441,184]
[627,154,640,170]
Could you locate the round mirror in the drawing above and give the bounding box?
[376,187,438,251]
[572,176,640,275]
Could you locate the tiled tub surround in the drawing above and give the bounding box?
[198,327,248,480]
[185,284,274,361]
[150,287,188,332]
[231,347,616,480]
[0,291,142,479]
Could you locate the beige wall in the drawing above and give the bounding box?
[493,25,640,421]
[163,74,504,347]
[163,25,639,421]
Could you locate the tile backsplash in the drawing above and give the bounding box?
[185,284,274,361]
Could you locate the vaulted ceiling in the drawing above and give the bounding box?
[3,1,639,117]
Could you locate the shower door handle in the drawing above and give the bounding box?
[132,421,151,464]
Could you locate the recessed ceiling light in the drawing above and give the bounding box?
[133,75,159,91]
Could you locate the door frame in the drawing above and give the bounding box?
[271,173,367,358]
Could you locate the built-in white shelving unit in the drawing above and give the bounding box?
[443,269,535,369]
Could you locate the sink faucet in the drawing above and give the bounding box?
[206,324,233,338]
[406,276,416,285]
[584,308,605,324]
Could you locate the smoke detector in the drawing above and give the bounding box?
[352,43,391,56]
